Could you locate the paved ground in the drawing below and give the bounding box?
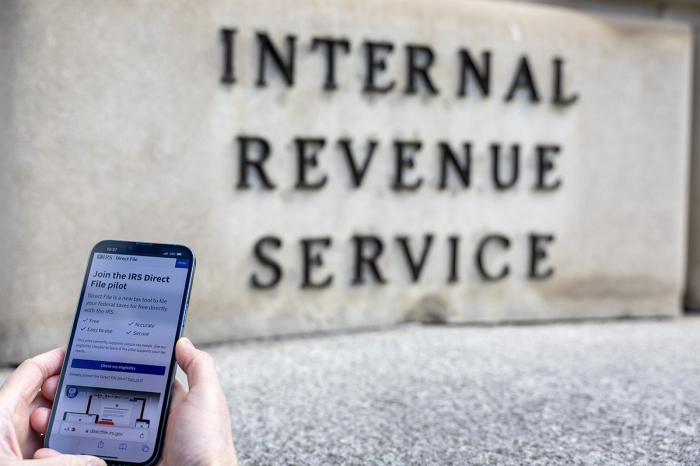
[2,317,699,465]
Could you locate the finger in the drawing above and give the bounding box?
[32,449,107,465]
[30,391,53,413]
[175,338,220,391]
[30,406,52,435]
[0,347,65,404]
[33,448,62,458]
[41,374,61,402]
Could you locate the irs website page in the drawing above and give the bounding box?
[48,253,190,463]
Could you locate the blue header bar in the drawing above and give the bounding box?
[71,358,166,376]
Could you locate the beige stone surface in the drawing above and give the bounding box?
[508,0,700,312]
[0,0,692,362]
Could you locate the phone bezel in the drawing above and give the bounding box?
[44,240,196,466]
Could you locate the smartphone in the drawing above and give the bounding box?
[45,240,195,465]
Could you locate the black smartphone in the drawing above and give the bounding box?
[45,240,195,465]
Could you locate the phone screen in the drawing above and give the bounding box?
[45,241,195,465]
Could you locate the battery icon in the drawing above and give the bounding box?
[176,253,182,256]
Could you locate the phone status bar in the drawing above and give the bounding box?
[97,242,191,260]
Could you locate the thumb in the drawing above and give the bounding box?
[24,449,107,466]
[175,338,220,391]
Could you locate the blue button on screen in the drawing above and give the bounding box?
[71,358,166,376]
[175,259,189,268]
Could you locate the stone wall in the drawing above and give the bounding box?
[0,0,692,362]
[509,0,700,308]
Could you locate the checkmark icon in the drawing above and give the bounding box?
[81,327,86,331]
[126,331,132,335]
[128,322,134,326]
[82,318,88,322]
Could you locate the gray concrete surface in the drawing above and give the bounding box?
[215,317,700,465]
[2,317,699,464]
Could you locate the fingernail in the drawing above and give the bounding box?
[180,337,195,348]
[88,459,107,466]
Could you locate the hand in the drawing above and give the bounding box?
[159,338,237,466]
[0,347,106,465]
